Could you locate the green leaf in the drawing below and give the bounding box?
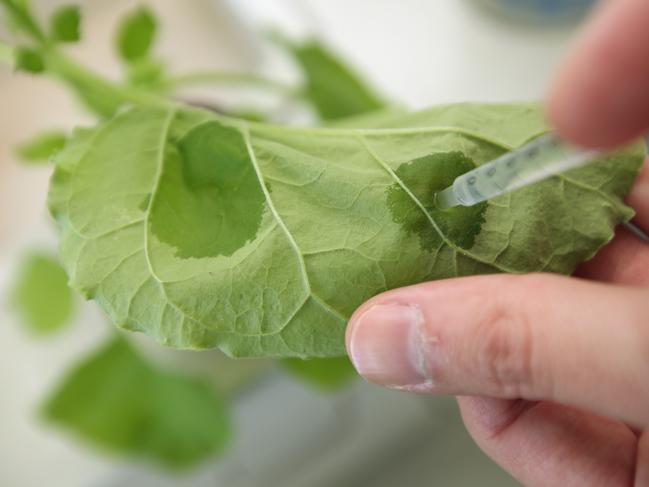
[282,356,356,390]
[14,46,44,73]
[286,40,385,120]
[11,253,74,334]
[50,5,80,43]
[16,130,67,163]
[43,337,231,469]
[47,103,644,358]
[116,7,156,63]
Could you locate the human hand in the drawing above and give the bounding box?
[345,1,649,485]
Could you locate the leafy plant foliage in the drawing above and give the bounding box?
[288,40,385,120]
[48,104,644,358]
[2,0,647,473]
[43,337,230,468]
[116,7,157,63]
[50,5,81,43]
[14,46,44,73]
[16,130,67,163]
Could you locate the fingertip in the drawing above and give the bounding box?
[344,275,537,393]
[548,0,649,148]
[345,302,430,389]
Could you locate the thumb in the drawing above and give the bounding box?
[346,274,649,426]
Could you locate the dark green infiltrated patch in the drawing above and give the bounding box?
[150,121,266,258]
[387,152,487,251]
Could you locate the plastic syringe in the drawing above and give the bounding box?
[435,133,599,209]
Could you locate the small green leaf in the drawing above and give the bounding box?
[282,357,356,391]
[43,337,231,469]
[286,40,385,120]
[50,5,80,43]
[16,131,67,163]
[14,47,44,73]
[11,253,74,335]
[116,7,156,63]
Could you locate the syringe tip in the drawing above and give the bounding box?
[434,186,460,209]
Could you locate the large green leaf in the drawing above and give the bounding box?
[43,337,230,468]
[48,103,644,358]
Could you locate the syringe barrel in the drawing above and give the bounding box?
[449,134,598,207]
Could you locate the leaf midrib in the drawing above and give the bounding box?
[241,125,348,326]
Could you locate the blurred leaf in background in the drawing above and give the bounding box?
[43,337,231,469]
[49,5,80,43]
[282,357,356,391]
[11,253,75,335]
[286,40,385,120]
[16,130,67,163]
[115,7,166,91]
[14,46,44,73]
[116,7,156,63]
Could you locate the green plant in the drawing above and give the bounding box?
[1,0,644,469]
[2,0,385,469]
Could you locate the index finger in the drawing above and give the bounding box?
[548,0,649,148]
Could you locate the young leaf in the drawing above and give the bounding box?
[50,5,80,43]
[282,357,356,391]
[43,337,231,469]
[116,7,156,63]
[16,130,67,163]
[14,46,44,73]
[47,104,644,358]
[11,253,74,335]
[286,40,385,120]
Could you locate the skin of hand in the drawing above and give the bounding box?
[345,1,649,485]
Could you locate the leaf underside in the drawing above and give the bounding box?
[48,103,645,358]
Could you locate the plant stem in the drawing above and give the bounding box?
[162,71,303,99]
[44,48,172,111]
[0,0,47,42]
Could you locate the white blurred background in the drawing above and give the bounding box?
[0,1,590,485]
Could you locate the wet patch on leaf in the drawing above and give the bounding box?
[150,121,266,258]
[387,152,487,251]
